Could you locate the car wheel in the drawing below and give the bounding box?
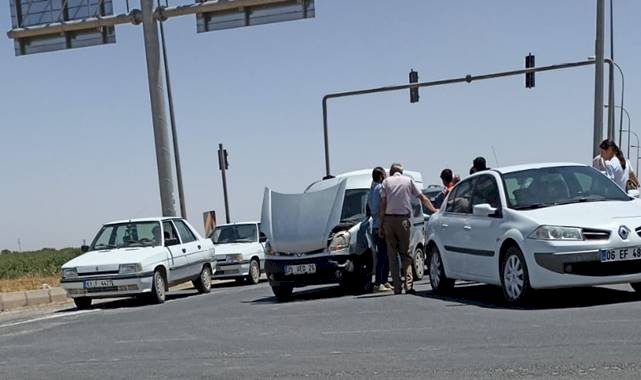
[248,259,260,285]
[630,283,641,293]
[501,246,531,304]
[428,245,454,293]
[73,297,92,310]
[413,247,425,281]
[340,254,373,295]
[193,265,212,294]
[150,270,166,304]
[272,285,293,302]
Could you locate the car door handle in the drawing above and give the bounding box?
[197,245,201,250]
[441,224,449,229]
[182,248,187,253]
[463,225,472,230]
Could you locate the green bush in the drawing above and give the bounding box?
[0,248,82,279]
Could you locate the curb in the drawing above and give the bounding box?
[0,288,70,313]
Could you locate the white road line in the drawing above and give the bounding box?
[115,338,196,344]
[0,310,97,330]
[321,327,435,335]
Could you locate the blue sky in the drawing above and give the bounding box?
[1,0,640,250]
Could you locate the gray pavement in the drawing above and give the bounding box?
[1,278,641,379]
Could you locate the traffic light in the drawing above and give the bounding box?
[409,69,419,103]
[218,146,229,170]
[525,53,535,88]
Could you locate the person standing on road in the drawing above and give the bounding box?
[367,167,392,292]
[598,139,630,190]
[472,156,489,173]
[379,163,438,295]
[432,169,460,209]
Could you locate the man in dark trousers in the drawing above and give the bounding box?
[367,167,392,292]
[379,163,438,295]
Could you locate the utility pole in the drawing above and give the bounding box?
[218,143,231,224]
[606,0,615,140]
[593,0,605,156]
[141,0,176,217]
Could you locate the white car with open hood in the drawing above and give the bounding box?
[261,169,426,301]
[426,163,641,303]
[61,217,215,309]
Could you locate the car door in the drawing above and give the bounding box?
[439,177,476,278]
[163,220,185,283]
[464,174,503,282]
[173,219,205,280]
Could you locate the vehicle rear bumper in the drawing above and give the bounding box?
[60,272,154,298]
[265,255,353,288]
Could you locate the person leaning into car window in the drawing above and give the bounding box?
[598,139,630,190]
[433,169,460,209]
[367,167,392,293]
[379,163,438,295]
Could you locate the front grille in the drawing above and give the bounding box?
[77,270,119,276]
[87,286,118,293]
[582,228,610,240]
[636,226,641,238]
[565,260,641,276]
[277,248,325,257]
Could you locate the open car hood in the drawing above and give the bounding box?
[261,179,347,253]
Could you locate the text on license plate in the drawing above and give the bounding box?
[600,248,641,263]
[83,279,114,288]
[285,264,316,275]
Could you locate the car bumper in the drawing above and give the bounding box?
[526,240,641,288]
[60,272,154,299]
[265,254,353,288]
[213,261,250,279]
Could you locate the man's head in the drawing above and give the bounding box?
[389,163,404,176]
[371,167,386,183]
[440,169,453,185]
[473,156,487,172]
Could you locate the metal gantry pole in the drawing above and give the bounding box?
[141,0,176,217]
[594,0,605,156]
[607,0,615,140]
[218,144,231,224]
[158,2,187,219]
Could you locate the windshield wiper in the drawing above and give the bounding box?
[93,243,116,250]
[513,203,551,210]
[555,196,607,206]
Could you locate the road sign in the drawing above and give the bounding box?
[196,0,315,33]
[9,0,116,56]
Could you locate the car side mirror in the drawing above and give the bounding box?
[164,238,180,247]
[423,213,431,222]
[473,203,499,217]
[81,245,90,253]
[627,189,639,198]
[259,233,267,243]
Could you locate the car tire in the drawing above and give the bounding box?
[340,254,373,295]
[413,247,425,281]
[500,246,531,304]
[193,265,212,294]
[630,283,641,293]
[272,285,293,302]
[428,245,454,294]
[235,277,245,284]
[150,270,166,304]
[73,297,92,310]
[248,259,260,285]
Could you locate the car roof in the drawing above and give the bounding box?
[105,217,180,225]
[306,169,424,192]
[492,162,586,175]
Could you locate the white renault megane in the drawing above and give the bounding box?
[426,163,641,303]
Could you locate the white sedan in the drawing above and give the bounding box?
[61,217,215,309]
[426,163,641,303]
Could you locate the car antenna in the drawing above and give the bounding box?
[491,146,500,167]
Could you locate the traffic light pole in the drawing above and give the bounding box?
[142,0,176,217]
[321,59,597,179]
[218,144,231,224]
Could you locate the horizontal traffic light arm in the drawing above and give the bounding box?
[321,58,597,178]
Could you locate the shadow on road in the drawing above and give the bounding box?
[211,278,268,289]
[56,291,199,313]
[417,282,641,310]
[247,285,349,305]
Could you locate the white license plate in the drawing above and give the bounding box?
[83,279,114,288]
[285,264,316,275]
[600,248,641,263]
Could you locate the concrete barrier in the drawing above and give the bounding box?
[1,291,28,311]
[0,287,70,312]
[25,289,52,307]
[49,288,69,303]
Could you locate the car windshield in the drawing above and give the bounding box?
[340,189,369,223]
[90,221,162,250]
[213,224,258,244]
[503,166,631,210]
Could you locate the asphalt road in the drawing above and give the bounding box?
[2,278,641,379]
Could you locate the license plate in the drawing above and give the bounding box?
[600,247,641,263]
[83,279,114,289]
[285,264,316,275]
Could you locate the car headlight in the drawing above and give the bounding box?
[226,254,244,263]
[62,267,78,278]
[119,263,142,274]
[529,226,583,241]
[329,231,351,252]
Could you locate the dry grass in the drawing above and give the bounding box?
[0,275,61,293]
